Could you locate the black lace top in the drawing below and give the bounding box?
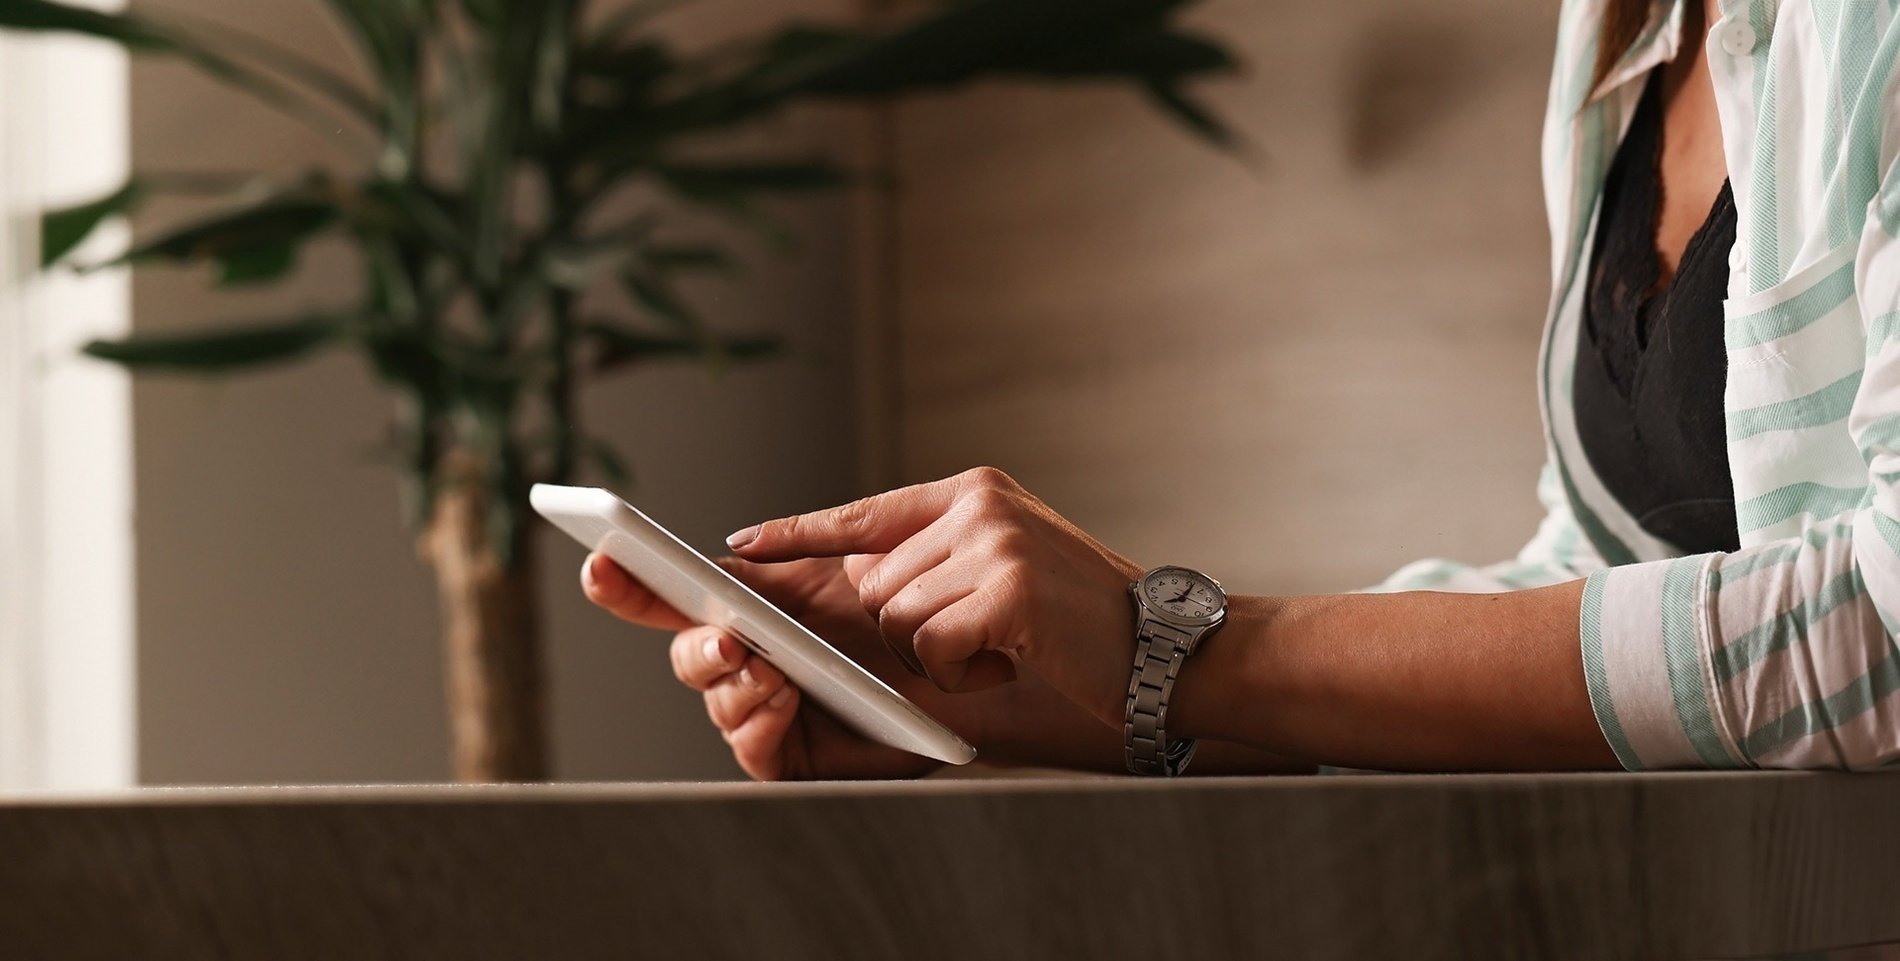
[1574,72,1741,554]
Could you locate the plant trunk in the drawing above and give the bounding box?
[422,480,549,782]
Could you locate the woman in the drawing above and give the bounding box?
[584,0,1900,780]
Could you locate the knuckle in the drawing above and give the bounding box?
[910,616,946,656]
[835,497,878,532]
[961,465,1015,490]
[877,594,913,637]
[959,484,1015,518]
[761,515,797,545]
[856,569,887,613]
[985,525,1033,558]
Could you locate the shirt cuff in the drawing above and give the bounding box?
[1580,554,1748,770]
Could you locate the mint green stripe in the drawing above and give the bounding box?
[1559,465,1639,566]
[1873,511,1900,556]
[1726,370,1862,441]
[1736,482,1868,533]
[1855,411,1900,464]
[1712,518,1857,590]
[1879,164,1900,237]
[1853,24,1900,235]
[1711,569,1868,683]
[1540,64,1634,571]
[1714,543,1802,588]
[1740,644,1900,761]
[1662,557,1741,767]
[1580,573,1642,770]
[1748,64,1783,293]
[1869,311,1900,348]
[1724,260,1857,349]
[1823,0,1885,247]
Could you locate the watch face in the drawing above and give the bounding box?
[1140,567,1225,623]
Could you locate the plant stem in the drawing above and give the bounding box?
[423,469,548,782]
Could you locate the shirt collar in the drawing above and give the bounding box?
[1586,0,1689,105]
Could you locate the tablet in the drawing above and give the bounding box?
[530,484,977,765]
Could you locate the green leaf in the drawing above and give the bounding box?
[655,160,849,195]
[584,0,691,51]
[359,181,475,263]
[215,243,299,286]
[312,0,432,165]
[620,271,699,333]
[0,0,190,52]
[1003,31,1235,83]
[82,316,345,372]
[643,244,739,275]
[574,0,1237,174]
[101,197,340,283]
[0,0,375,130]
[583,321,779,373]
[1143,82,1241,151]
[763,0,1228,97]
[41,182,144,268]
[316,0,426,86]
[363,328,449,405]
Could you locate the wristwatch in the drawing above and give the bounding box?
[1123,565,1228,777]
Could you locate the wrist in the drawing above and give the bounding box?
[1166,593,1287,746]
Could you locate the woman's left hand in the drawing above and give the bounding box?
[726,467,1144,727]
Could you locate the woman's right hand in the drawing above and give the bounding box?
[581,550,1307,779]
[581,551,973,780]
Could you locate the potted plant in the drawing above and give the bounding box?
[0,0,1237,781]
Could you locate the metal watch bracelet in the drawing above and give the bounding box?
[1123,619,1197,777]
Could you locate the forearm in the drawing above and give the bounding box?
[1169,582,1619,771]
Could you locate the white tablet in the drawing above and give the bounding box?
[531,484,977,766]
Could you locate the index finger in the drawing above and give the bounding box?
[726,474,967,562]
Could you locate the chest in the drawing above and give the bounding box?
[1542,0,1896,555]
[1652,1,1727,283]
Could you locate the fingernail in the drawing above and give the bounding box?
[581,556,598,590]
[768,686,794,708]
[726,525,760,550]
[739,665,758,688]
[703,635,728,668]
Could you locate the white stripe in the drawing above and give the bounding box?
[1595,563,1708,767]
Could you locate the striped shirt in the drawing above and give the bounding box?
[1383,0,1900,773]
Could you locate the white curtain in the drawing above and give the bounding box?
[0,17,135,790]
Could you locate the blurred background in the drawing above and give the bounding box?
[1,0,1557,786]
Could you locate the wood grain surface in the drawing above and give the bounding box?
[3,772,1898,960]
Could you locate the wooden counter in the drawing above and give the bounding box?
[4,772,1897,959]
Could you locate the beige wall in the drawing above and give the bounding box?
[130,1,863,783]
[883,0,1564,595]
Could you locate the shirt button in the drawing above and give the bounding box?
[1729,244,1747,270]
[1719,21,1758,56]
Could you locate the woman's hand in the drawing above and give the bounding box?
[582,552,946,780]
[584,545,1149,779]
[726,467,1145,728]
